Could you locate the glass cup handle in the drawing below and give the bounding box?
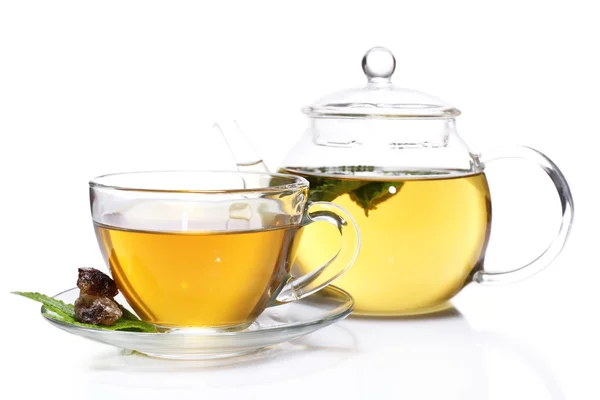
[275,201,361,303]
[473,146,574,285]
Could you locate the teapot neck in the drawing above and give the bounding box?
[308,118,459,149]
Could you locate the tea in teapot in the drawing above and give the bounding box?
[218,47,573,316]
[279,166,490,315]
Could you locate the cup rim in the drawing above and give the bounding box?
[89,170,309,194]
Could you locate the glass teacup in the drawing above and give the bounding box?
[89,171,360,331]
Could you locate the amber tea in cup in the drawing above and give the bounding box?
[89,171,359,330]
[95,223,300,327]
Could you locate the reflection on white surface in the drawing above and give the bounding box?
[85,324,357,396]
[476,331,567,400]
[340,309,566,400]
[341,309,488,400]
[83,308,566,400]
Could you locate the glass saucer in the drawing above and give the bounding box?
[40,286,353,360]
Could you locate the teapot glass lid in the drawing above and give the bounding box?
[302,47,461,119]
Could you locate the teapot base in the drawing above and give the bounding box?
[349,301,455,318]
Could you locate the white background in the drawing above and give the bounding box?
[0,1,597,399]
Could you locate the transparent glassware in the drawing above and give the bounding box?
[89,171,359,328]
[216,47,574,316]
[41,286,353,359]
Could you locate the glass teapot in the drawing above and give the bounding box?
[216,47,574,316]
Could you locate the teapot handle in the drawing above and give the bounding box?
[213,120,270,172]
[473,146,574,285]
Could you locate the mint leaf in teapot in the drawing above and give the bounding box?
[297,166,368,203]
[291,166,406,215]
[349,182,404,216]
[308,179,366,202]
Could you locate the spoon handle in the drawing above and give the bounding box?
[213,120,270,172]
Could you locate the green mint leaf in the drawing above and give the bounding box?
[12,291,157,333]
[12,291,75,319]
[307,179,366,202]
[349,182,403,216]
[118,305,143,322]
[288,166,407,216]
[43,312,157,333]
[111,319,157,332]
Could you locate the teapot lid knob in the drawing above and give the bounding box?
[362,47,396,83]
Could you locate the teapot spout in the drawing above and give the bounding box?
[213,120,270,173]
